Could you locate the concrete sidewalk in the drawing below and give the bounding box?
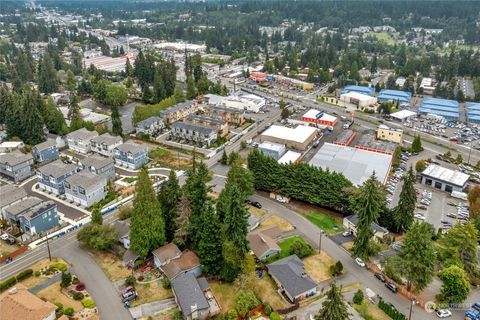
[129,298,177,319]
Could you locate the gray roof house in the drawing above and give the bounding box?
[0,185,28,219]
[0,151,34,182]
[66,128,99,154]
[113,141,148,170]
[36,160,78,195]
[78,154,116,180]
[136,116,164,137]
[171,273,220,320]
[64,171,107,207]
[32,139,59,163]
[90,133,123,157]
[170,122,217,148]
[160,101,199,124]
[267,255,317,303]
[247,225,281,261]
[343,214,389,239]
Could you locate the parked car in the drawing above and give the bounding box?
[0,233,9,241]
[417,205,428,210]
[414,213,426,220]
[436,309,452,318]
[355,257,365,267]
[246,199,262,209]
[385,282,397,293]
[121,288,137,303]
[374,273,386,282]
[342,231,352,237]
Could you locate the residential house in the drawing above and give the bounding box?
[32,139,59,164]
[64,171,107,207]
[343,215,389,239]
[4,197,59,236]
[0,185,28,219]
[36,160,77,195]
[66,128,99,154]
[90,133,123,157]
[135,116,164,137]
[171,273,221,320]
[267,255,317,303]
[160,101,199,124]
[153,243,202,280]
[170,122,217,148]
[205,105,245,126]
[247,225,282,260]
[0,283,56,320]
[0,151,34,182]
[78,155,116,180]
[183,115,229,137]
[0,141,25,153]
[113,141,148,170]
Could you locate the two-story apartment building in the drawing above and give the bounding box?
[183,115,229,137]
[0,185,28,219]
[90,133,123,157]
[4,197,59,236]
[205,105,245,126]
[0,151,34,182]
[32,139,59,163]
[113,142,148,170]
[64,171,107,207]
[78,155,116,180]
[160,101,199,124]
[66,128,99,154]
[170,122,218,148]
[136,116,164,137]
[36,160,78,195]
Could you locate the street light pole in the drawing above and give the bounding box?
[45,232,52,262]
[408,296,416,320]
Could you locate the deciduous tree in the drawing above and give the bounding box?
[438,265,470,303]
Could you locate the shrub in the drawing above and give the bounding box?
[289,240,314,258]
[75,283,86,291]
[235,290,260,315]
[137,275,144,282]
[49,262,68,272]
[125,275,135,286]
[73,291,84,300]
[55,302,63,313]
[72,276,79,285]
[161,277,171,289]
[378,300,407,320]
[270,312,281,320]
[329,261,344,276]
[16,269,33,281]
[118,207,132,220]
[61,272,72,288]
[263,303,272,315]
[0,277,17,292]
[82,299,96,309]
[64,307,74,316]
[353,289,364,305]
[34,271,41,277]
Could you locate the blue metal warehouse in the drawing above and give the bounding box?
[377,89,412,104]
[466,102,480,123]
[419,97,459,119]
[341,85,375,96]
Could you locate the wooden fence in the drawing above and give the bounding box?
[1,245,28,264]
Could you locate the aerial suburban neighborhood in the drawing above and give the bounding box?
[0,1,479,320]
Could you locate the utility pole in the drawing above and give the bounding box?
[408,296,416,320]
[45,233,52,262]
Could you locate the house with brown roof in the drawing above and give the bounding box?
[247,225,282,261]
[0,283,56,320]
[152,243,202,280]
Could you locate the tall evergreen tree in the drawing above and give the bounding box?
[197,202,224,275]
[173,193,192,248]
[393,166,417,232]
[186,76,197,99]
[220,184,249,254]
[68,95,83,131]
[111,105,123,136]
[353,174,384,259]
[130,167,166,258]
[38,53,57,94]
[158,170,181,242]
[315,282,350,320]
[4,91,22,139]
[225,156,254,200]
[20,89,45,145]
[411,135,423,153]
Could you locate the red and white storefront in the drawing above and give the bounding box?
[300,109,338,127]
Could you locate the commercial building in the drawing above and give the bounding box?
[389,110,416,122]
[419,97,459,119]
[32,139,59,164]
[183,115,229,137]
[260,125,318,151]
[273,75,314,90]
[420,164,469,193]
[466,102,480,123]
[339,91,377,109]
[90,133,123,157]
[64,171,107,207]
[420,77,435,95]
[4,197,58,236]
[66,128,99,154]
[0,283,56,320]
[83,54,136,73]
[204,105,245,126]
[376,125,403,143]
[333,130,356,146]
[170,122,218,148]
[309,142,392,186]
[300,109,337,127]
[113,141,148,170]
[78,154,116,181]
[355,133,397,155]
[160,101,199,124]
[36,160,77,195]
[135,116,164,136]
[341,85,375,96]
[258,141,287,160]
[377,89,412,104]
[204,93,265,113]
[0,185,28,219]
[278,151,302,164]
[0,151,34,182]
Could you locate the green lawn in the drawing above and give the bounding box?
[149,148,170,160]
[278,236,309,259]
[366,32,398,45]
[305,211,343,235]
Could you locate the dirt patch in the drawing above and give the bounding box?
[259,216,293,232]
[341,282,362,293]
[20,258,69,288]
[252,274,290,310]
[248,206,266,218]
[341,241,354,251]
[303,252,336,283]
[90,251,131,282]
[0,241,20,257]
[210,281,237,314]
[36,282,84,312]
[131,279,173,307]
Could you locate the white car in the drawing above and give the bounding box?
[355,257,365,267]
[436,309,452,318]
[414,213,426,220]
[0,233,9,241]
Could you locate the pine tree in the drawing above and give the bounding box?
[393,166,416,232]
[158,170,181,242]
[353,174,384,259]
[125,58,133,77]
[173,194,192,248]
[315,282,350,320]
[68,95,83,131]
[411,135,423,153]
[220,149,228,165]
[174,85,186,103]
[197,202,224,275]
[38,53,57,94]
[20,89,45,145]
[226,156,254,201]
[221,184,249,254]
[130,167,166,258]
[153,69,166,103]
[221,240,242,282]
[111,105,123,136]
[186,76,197,99]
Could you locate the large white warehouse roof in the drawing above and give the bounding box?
[262,125,318,143]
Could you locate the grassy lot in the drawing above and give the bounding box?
[305,211,343,235]
[248,206,266,218]
[36,282,84,312]
[149,147,193,169]
[123,177,137,184]
[366,32,398,45]
[20,258,68,288]
[259,216,293,232]
[303,252,336,283]
[278,236,310,259]
[0,241,19,258]
[210,281,237,313]
[353,300,390,320]
[341,282,362,293]
[90,251,131,282]
[253,274,289,310]
[132,279,173,307]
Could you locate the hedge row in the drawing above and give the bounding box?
[0,268,33,292]
[378,300,407,320]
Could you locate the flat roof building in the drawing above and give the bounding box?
[260,125,318,151]
[339,91,377,109]
[420,164,469,193]
[278,150,302,164]
[390,110,416,122]
[333,130,356,146]
[377,89,412,104]
[466,102,480,123]
[258,141,287,160]
[300,109,337,127]
[341,85,375,96]
[419,97,459,119]
[309,142,392,186]
[377,125,403,144]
